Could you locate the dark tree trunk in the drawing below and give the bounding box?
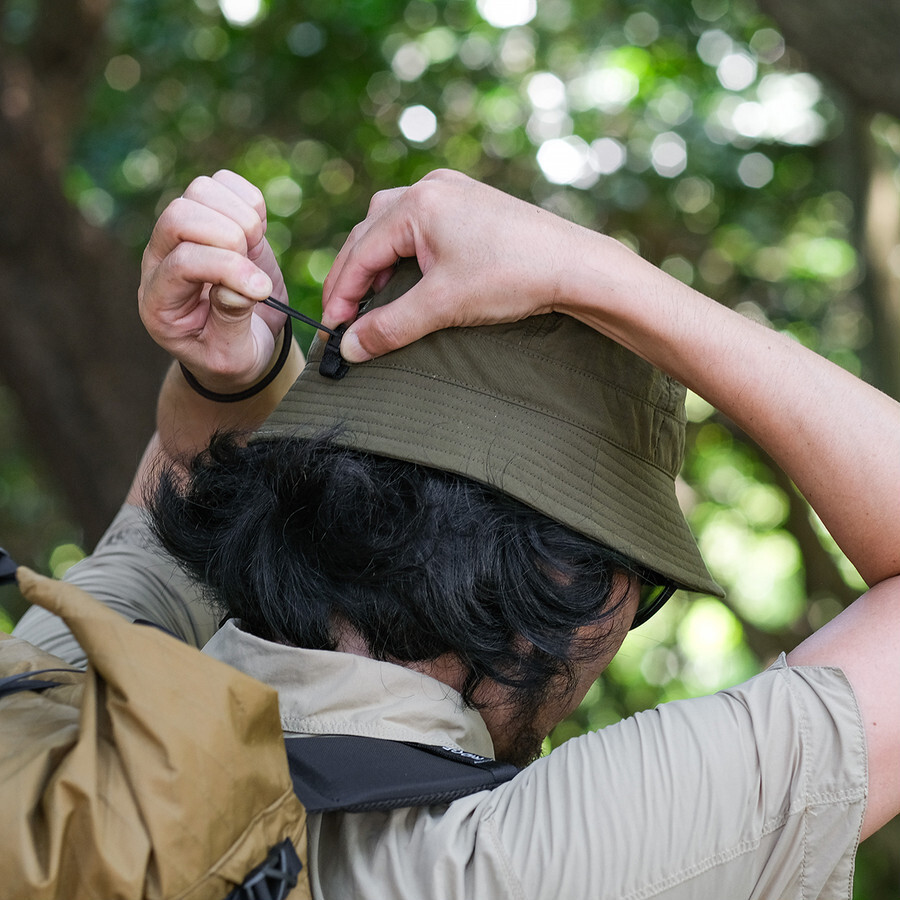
[0,0,167,544]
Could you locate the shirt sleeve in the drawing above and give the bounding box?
[472,655,867,900]
[12,503,219,667]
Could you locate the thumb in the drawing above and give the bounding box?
[340,283,451,363]
[209,283,258,319]
[205,285,277,382]
[207,284,261,341]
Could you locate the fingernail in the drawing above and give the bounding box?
[340,329,372,363]
[248,272,272,296]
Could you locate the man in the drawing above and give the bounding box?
[15,168,900,898]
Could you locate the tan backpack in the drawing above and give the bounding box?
[0,567,310,900]
[1,564,520,900]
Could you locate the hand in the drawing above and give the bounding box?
[139,170,288,391]
[322,169,595,362]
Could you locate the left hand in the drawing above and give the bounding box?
[139,170,288,392]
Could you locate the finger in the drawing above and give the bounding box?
[211,169,268,226]
[323,224,418,329]
[365,185,408,219]
[146,243,272,317]
[204,173,288,323]
[322,187,410,321]
[210,284,286,337]
[326,186,407,276]
[206,284,285,356]
[144,198,255,272]
[371,266,397,293]
[196,300,279,387]
[181,174,267,256]
[247,234,286,298]
[209,284,256,315]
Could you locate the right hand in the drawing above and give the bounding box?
[321,169,601,362]
[139,170,288,392]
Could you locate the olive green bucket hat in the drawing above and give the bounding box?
[257,259,720,597]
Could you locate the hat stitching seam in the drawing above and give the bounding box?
[269,399,687,538]
[267,402,683,526]
[277,423,676,511]
[302,328,680,422]
[367,321,682,406]
[328,419,694,548]
[344,422,706,585]
[299,374,681,478]
[359,353,683,426]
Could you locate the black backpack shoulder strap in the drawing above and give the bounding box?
[285,734,519,814]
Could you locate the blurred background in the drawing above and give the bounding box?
[2,0,899,891]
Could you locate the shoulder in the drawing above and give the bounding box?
[309,660,865,900]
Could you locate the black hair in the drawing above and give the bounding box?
[147,430,632,710]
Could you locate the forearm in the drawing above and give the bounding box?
[126,333,304,505]
[564,231,900,586]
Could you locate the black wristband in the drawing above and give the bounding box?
[179,318,293,403]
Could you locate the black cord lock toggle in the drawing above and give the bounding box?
[319,323,350,380]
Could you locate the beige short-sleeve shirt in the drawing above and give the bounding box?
[205,625,868,900]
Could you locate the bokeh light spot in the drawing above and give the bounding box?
[527,72,567,110]
[307,249,336,285]
[477,0,537,28]
[399,104,438,143]
[737,152,774,188]
[697,29,733,66]
[591,137,627,175]
[264,176,302,217]
[318,159,356,195]
[651,132,687,177]
[105,55,141,92]
[624,12,660,47]
[538,136,591,185]
[218,0,261,26]
[50,543,86,580]
[717,52,757,91]
[287,22,325,57]
[122,148,162,189]
[392,42,429,81]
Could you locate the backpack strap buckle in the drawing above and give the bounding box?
[225,838,303,900]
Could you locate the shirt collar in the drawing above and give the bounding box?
[203,620,495,758]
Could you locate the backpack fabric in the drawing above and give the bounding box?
[0,567,309,900]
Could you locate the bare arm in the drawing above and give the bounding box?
[323,169,900,838]
[125,344,303,506]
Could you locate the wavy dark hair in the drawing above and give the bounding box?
[147,430,633,710]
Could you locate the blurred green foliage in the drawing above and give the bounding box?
[3,0,899,890]
[0,0,877,723]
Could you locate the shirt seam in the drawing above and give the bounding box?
[483,810,529,900]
